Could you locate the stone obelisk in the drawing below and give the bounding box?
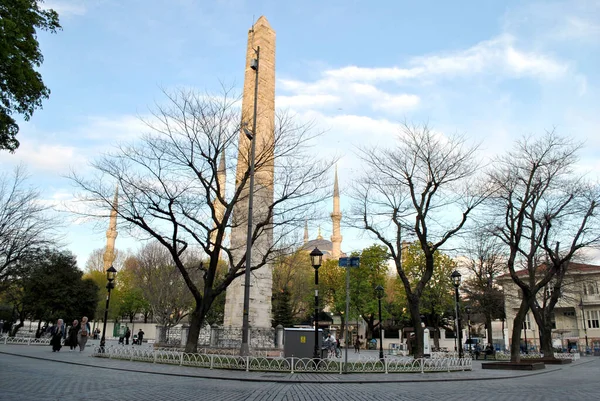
[102,186,118,271]
[331,167,342,258]
[223,16,276,329]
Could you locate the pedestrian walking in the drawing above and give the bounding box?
[77,316,91,352]
[50,319,65,352]
[137,329,144,345]
[124,327,131,345]
[66,319,79,351]
[354,338,361,354]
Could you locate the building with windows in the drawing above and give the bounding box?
[499,263,600,353]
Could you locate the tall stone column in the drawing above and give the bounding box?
[223,16,276,330]
[331,167,342,259]
[102,186,118,271]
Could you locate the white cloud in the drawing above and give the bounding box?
[277,79,420,115]
[4,140,87,175]
[324,34,569,82]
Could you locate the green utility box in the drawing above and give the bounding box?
[284,328,323,358]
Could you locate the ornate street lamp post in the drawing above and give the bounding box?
[310,248,323,361]
[99,265,117,352]
[375,285,385,362]
[465,305,472,353]
[451,270,463,359]
[579,299,589,354]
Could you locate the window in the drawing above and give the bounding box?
[523,313,531,330]
[587,310,600,329]
[564,311,575,317]
[589,284,596,296]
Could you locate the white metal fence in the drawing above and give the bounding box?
[494,352,581,360]
[91,346,472,374]
[0,335,50,346]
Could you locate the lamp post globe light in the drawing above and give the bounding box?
[310,247,323,360]
[240,44,260,357]
[579,299,589,354]
[450,270,463,359]
[100,265,117,351]
[375,285,385,362]
[465,305,472,353]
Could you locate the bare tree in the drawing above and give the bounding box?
[0,166,58,288]
[69,88,334,352]
[131,242,194,328]
[350,123,486,357]
[461,231,506,347]
[84,248,127,273]
[487,131,600,362]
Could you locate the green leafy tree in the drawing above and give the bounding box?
[272,250,314,322]
[0,0,61,151]
[321,245,390,340]
[402,242,456,348]
[18,249,98,334]
[272,288,294,328]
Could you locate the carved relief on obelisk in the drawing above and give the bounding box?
[102,186,118,272]
[223,16,276,329]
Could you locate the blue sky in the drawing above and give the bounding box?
[2,0,599,267]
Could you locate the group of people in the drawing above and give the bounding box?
[118,327,145,345]
[49,317,92,352]
[473,343,494,360]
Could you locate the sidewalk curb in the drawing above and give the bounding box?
[0,349,577,384]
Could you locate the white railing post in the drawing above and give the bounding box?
[246,356,250,372]
[420,358,424,374]
[153,351,157,364]
[447,358,450,372]
[210,354,214,369]
[291,357,294,374]
[340,359,343,375]
[27,338,31,345]
[180,352,184,366]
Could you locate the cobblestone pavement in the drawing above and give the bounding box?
[1,346,599,400]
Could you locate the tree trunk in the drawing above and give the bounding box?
[534,309,555,358]
[433,326,440,349]
[539,322,554,358]
[185,303,203,353]
[185,296,215,353]
[510,299,529,362]
[408,297,423,358]
[486,315,493,350]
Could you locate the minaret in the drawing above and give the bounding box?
[331,166,342,258]
[102,186,118,271]
[303,220,309,244]
[211,150,227,249]
[224,16,276,329]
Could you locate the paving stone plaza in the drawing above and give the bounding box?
[1,344,599,400]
